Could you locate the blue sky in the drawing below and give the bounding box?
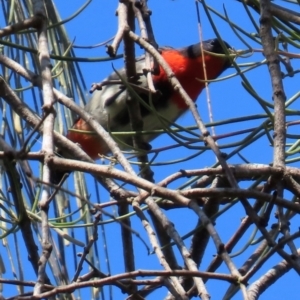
[2,0,300,299]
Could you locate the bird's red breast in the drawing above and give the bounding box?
[154,47,230,109]
[67,39,232,159]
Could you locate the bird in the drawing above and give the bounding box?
[66,38,232,159]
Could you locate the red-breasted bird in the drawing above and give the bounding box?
[66,38,232,160]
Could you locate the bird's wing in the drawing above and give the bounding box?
[83,56,166,132]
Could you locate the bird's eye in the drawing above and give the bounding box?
[210,39,218,46]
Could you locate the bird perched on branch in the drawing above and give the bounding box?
[66,38,232,159]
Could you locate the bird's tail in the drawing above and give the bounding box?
[50,150,70,185]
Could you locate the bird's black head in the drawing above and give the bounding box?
[203,38,232,54]
[183,38,232,58]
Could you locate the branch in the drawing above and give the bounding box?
[32,3,55,295]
